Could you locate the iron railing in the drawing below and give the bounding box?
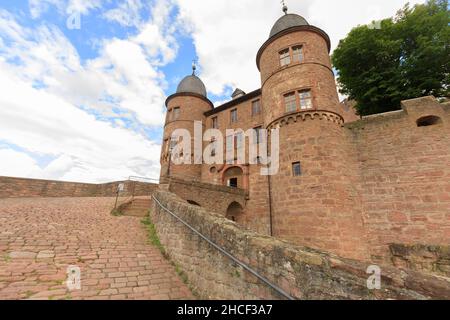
[152,194,295,300]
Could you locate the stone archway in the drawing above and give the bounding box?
[226,201,244,223]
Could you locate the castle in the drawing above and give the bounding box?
[160,8,450,265]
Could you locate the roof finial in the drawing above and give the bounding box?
[281,0,288,15]
[192,59,197,75]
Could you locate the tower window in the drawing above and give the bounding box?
[173,107,180,120]
[299,90,312,110]
[285,92,297,113]
[279,49,291,67]
[252,100,261,116]
[292,162,302,176]
[212,117,219,129]
[231,109,238,123]
[292,46,304,63]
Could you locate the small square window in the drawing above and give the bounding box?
[292,162,302,176]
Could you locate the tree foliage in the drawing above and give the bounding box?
[332,0,449,116]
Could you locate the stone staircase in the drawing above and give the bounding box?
[119,197,152,217]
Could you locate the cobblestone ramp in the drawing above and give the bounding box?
[0,197,194,300]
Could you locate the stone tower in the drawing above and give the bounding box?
[160,71,213,183]
[257,9,368,259]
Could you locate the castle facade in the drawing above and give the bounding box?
[160,9,450,264]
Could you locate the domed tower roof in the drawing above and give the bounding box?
[269,13,309,38]
[176,75,207,98]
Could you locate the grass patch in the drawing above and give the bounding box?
[111,208,123,217]
[141,214,200,298]
[141,216,166,256]
[3,254,11,263]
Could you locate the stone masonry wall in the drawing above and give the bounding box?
[0,176,157,198]
[167,178,247,217]
[151,189,450,300]
[346,97,450,263]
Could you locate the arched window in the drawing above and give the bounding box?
[416,116,442,127]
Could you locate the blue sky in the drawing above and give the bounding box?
[0,0,425,182]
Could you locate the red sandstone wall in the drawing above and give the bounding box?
[151,189,450,300]
[167,178,246,217]
[346,97,450,263]
[0,176,157,198]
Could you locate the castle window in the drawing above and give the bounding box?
[231,109,238,123]
[212,117,219,129]
[236,132,244,149]
[252,100,261,116]
[292,162,302,177]
[173,107,180,120]
[254,126,263,144]
[169,137,178,152]
[299,90,313,110]
[228,178,238,188]
[292,46,304,63]
[226,135,234,153]
[285,92,297,113]
[279,48,291,67]
[416,115,442,127]
[211,139,217,156]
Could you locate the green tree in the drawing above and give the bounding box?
[332,0,449,116]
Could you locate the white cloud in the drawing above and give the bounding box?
[103,0,143,28]
[175,0,426,96]
[0,61,161,183]
[0,4,180,182]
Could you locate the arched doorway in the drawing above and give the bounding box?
[226,201,244,223]
[222,166,244,188]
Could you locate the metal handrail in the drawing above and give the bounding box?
[152,194,295,300]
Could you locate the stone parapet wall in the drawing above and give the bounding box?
[0,176,157,198]
[151,189,450,300]
[168,178,247,216]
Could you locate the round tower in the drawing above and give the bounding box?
[160,69,213,183]
[258,9,368,260]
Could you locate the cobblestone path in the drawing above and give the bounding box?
[0,197,194,300]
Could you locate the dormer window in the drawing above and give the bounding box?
[279,49,291,67]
